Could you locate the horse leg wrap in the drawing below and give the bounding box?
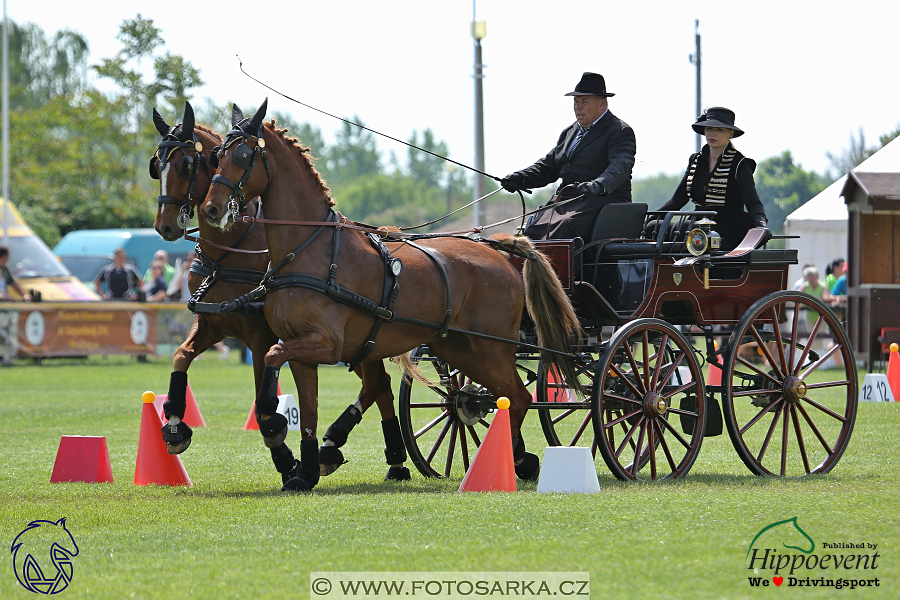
[385,466,411,481]
[256,366,287,448]
[323,404,362,448]
[161,420,193,455]
[282,439,320,492]
[163,371,189,420]
[381,416,407,465]
[270,442,299,485]
[512,435,540,481]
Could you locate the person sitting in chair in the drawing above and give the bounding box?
[658,107,768,252]
[500,72,636,242]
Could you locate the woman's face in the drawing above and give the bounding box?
[705,127,734,150]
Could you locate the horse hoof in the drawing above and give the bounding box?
[281,460,301,485]
[258,413,288,448]
[281,476,315,492]
[166,438,191,455]
[385,466,411,481]
[319,446,347,476]
[515,452,540,481]
[161,420,193,455]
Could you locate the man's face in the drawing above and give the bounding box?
[114,250,126,267]
[573,95,606,127]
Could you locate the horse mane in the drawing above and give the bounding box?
[265,119,334,206]
[194,123,223,144]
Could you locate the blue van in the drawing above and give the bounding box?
[53,229,197,286]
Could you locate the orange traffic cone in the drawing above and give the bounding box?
[533,367,575,403]
[50,436,114,483]
[888,343,900,402]
[459,397,516,492]
[152,383,206,427]
[135,391,192,487]
[243,381,282,430]
[707,341,722,387]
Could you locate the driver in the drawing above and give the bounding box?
[500,72,636,242]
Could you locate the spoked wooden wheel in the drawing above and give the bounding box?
[537,351,601,461]
[722,291,857,476]
[398,348,538,478]
[592,319,706,481]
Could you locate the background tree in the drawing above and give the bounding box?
[754,151,826,234]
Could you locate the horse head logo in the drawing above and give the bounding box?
[10,518,79,594]
[746,516,815,561]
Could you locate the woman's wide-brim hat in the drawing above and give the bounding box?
[564,72,615,97]
[692,107,744,137]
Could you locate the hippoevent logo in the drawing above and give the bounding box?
[10,518,79,594]
[745,517,881,590]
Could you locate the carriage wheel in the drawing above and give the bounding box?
[592,319,706,481]
[722,291,857,476]
[397,348,538,478]
[537,351,601,465]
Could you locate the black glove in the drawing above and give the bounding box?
[501,174,525,193]
[575,181,605,196]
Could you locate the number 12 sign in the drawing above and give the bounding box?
[859,373,895,403]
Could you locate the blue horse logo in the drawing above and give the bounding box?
[747,516,815,561]
[10,518,79,594]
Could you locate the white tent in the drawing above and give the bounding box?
[784,137,900,286]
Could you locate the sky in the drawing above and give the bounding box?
[8,0,900,183]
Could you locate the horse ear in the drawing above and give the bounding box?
[153,108,170,136]
[182,101,195,139]
[248,98,268,132]
[231,103,244,126]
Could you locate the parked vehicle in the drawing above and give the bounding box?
[0,198,98,301]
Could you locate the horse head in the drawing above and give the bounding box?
[11,518,79,593]
[150,101,221,241]
[746,516,815,561]
[200,99,271,229]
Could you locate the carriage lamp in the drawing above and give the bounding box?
[686,218,721,257]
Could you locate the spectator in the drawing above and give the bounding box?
[94,248,143,300]
[799,266,831,328]
[177,251,197,302]
[0,246,32,301]
[143,261,169,302]
[825,258,845,291]
[793,262,815,291]
[143,250,175,286]
[830,268,848,307]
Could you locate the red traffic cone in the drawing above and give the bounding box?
[707,341,722,387]
[135,391,192,487]
[459,397,517,492]
[533,367,575,403]
[888,343,900,402]
[243,381,282,430]
[50,436,114,483]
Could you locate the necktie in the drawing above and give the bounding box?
[567,126,588,157]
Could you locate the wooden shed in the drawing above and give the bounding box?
[842,170,900,370]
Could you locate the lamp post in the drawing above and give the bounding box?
[471,11,486,227]
[2,0,9,247]
[688,19,702,153]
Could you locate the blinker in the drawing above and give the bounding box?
[233,143,254,169]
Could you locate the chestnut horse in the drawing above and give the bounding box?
[151,102,410,482]
[199,100,581,491]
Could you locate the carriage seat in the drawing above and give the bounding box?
[579,203,648,261]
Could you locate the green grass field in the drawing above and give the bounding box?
[1,354,897,599]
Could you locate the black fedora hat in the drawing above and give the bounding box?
[692,107,744,137]
[564,72,615,97]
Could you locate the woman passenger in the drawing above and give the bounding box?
[659,107,768,251]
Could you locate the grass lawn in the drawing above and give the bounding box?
[1,353,897,599]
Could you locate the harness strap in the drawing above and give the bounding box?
[403,240,453,338]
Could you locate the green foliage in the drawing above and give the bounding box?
[331,172,443,227]
[633,172,682,210]
[754,151,826,233]
[323,117,382,183]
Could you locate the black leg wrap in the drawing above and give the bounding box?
[319,445,347,476]
[512,435,540,480]
[282,439,321,492]
[385,466,411,481]
[255,366,286,448]
[323,404,362,448]
[270,443,296,473]
[381,416,407,465]
[160,420,193,455]
[163,371,189,420]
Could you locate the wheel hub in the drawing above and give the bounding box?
[644,391,668,416]
[783,376,807,403]
[453,383,492,425]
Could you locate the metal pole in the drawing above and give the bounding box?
[693,20,701,153]
[471,2,486,228]
[2,0,9,246]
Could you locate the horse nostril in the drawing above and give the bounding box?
[207,206,219,222]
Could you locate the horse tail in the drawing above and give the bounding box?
[393,352,436,387]
[490,233,584,395]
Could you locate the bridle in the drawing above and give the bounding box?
[150,127,212,232]
[210,121,271,223]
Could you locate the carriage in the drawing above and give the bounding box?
[397,203,858,481]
